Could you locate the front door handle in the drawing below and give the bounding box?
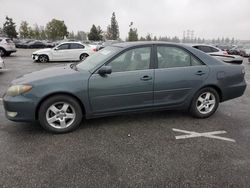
[195,71,205,76]
[140,75,152,81]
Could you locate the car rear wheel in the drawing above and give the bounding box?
[80,53,89,61]
[38,55,49,63]
[190,87,219,118]
[38,95,83,133]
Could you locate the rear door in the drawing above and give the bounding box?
[69,43,85,60]
[88,46,154,114]
[153,45,209,107]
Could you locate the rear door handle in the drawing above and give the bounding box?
[140,75,152,81]
[195,71,205,76]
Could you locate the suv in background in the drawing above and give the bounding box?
[0,37,17,56]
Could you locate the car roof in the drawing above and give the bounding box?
[59,41,84,45]
[112,41,182,48]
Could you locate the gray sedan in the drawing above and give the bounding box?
[3,42,247,133]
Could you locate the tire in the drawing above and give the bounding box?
[38,55,49,63]
[5,52,11,56]
[38,95,83,133]
[0,48,6,56]
[189,87,219,118]
[80,53,89,61]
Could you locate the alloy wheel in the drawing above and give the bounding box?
[46,102,76,129]
[196,92,216,115]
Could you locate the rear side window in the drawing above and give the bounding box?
[209,47,219,52]
[70,43,85,49]
[195,46,212,53]
[157,46,204,68]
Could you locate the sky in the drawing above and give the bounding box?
[0,0,249,40]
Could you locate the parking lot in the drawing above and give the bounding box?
[0,49,250,187]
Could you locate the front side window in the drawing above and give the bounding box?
[57,44,69,50]
[157,46,203,68]
[108,47,151,72]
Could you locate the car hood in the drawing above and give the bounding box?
[12,64,89,85]
[33,48,52,54]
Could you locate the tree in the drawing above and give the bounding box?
[33,24,40,39]
[88,25,103,41]
[3,16,18,39]
[231,37,235,44]
[76,31,87,41]
[139,37,146,41]
[45,19,68,40]
[39,26,46,40]
[68,31,75,39]
[145,33,152,41]
[27,26,34,38]
[106,12,119,40]
[19,21,29,38]
[171,36,180,43]
[128,28,138,41]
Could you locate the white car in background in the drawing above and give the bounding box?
[0,37,17,56]
[32,42,95,63]
[190,44,243,64]
[190,44,228,56]
[0,56,6,72]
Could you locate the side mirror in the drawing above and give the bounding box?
[98,66,112,75]
[54,47,58,50]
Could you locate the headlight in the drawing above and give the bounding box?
[6,85,32,97]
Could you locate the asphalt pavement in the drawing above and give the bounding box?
[0,49,250,188]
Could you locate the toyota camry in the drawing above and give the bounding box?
[3,42,246,133]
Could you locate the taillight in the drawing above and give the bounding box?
[242,67,245,74]
[223,51,228,55]
[93,48,97,52]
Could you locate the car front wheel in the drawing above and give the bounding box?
[38,55,49,63]
[38,95,83,133]
[190,87,219,118]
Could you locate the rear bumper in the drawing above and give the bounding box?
[3,95,37,122]
[221,81,247,102]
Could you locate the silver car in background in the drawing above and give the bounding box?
[0,56,6,72]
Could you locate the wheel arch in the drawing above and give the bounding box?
[198,85,223,102]
[0,47,6,55]
[38,53,50,61]
[35,92,86,120]
[79,53,89,59]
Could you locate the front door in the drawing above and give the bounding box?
[52,43,70,61]
[89,46,154,114]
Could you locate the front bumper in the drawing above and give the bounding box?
[32,54,39,61]
[3,94,37,122]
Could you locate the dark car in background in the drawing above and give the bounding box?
[3,42,246,133]
[22,41,47,48]
[241,44,250,57]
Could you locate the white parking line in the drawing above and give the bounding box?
[172,128,236,142]
[0,98,2,102]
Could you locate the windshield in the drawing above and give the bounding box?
[76,46,121,71]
